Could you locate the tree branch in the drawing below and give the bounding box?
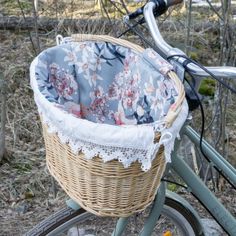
[0,16,223,33]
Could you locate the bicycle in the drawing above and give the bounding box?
[26,0,236,235]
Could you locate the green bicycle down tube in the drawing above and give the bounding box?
[183,125,236,185]
[171,153,236,235]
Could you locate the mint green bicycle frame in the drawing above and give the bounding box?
[108,124,236,236]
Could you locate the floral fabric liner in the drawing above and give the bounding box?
[30,41,188,171]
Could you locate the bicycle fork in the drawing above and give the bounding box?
[111,182,166,236]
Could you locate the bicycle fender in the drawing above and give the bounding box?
[166,190,205,236]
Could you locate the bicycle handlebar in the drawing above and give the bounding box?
[128,0,182,20]
[141,0,236,79]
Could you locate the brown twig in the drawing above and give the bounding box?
[0,71,7,163]
[17,0,37,55]
[107,0,127,15]
[119,0,129,14]
[100,0,116,36]
[206,0,223,21]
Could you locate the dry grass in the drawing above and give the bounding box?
[0,1,235,235]
[0,30,65,235]
[0,8,127,233]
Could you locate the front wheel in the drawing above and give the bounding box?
[26,197,203,236]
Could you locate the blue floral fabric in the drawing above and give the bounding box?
[34,41,178,125]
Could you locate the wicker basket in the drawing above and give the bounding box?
[31,34,185,217]
[43,124,166,217]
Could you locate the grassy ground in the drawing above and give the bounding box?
[0,1,236,235]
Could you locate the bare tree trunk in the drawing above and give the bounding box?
[0,72,7,163]
[210,0,234,189]
[185,0,192,55]
[33,0,41,53]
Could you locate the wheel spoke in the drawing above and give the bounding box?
[26,198,202,236]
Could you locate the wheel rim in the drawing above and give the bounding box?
[47,205,196,236]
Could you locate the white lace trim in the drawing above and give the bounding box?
[30,57,188,171]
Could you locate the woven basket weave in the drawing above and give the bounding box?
[43,124,166,217]
[36,34,185,217]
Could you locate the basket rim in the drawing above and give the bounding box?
[32,34,185,129]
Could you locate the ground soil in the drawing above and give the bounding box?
[0,2,236,235]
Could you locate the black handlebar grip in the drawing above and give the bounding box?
[128,7,144,20]
[166,0,183,7]
[127,0,183,20]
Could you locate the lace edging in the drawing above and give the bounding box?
[42,114,159,171]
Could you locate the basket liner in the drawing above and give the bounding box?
[30,40,188,171]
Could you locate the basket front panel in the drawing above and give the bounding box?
[43,124,166,217]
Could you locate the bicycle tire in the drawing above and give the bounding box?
[25,197,203,236]
[25,207,86,236]
[153,197,204,236]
